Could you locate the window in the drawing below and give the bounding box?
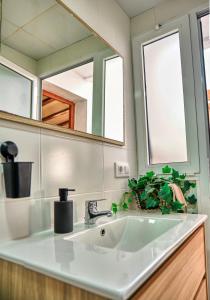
[133,16,199,173]
[104,56,124,142]
[0,64,32,118]
[143,32,187,164]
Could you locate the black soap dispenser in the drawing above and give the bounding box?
[54,188,75,234]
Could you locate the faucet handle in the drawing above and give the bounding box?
[85,198,106,205]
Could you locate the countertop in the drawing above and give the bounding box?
[0,211,207,300]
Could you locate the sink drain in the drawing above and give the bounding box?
[100,228,106,236]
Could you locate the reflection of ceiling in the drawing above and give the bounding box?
[45,61,94,99]
[2,0,92,60]
[115,0,165,17]
[42,81,86,103]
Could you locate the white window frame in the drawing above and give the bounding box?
[0,56,40,120]
[132,15,199,175]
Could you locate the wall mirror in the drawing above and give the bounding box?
[0,0,124,144]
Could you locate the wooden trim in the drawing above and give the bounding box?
[43,90,75,107]
[0,259,107,300]
[58,120,69,126]
[0,111,124,146]
[194,279,208,300]
[42,108,69,122]
[69,103,75,129]
[42,98,54,106]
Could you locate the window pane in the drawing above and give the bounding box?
[0,64,32,118]
[143,32,187,164]
[104,56,123,142]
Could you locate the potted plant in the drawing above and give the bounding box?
[112,165,197,215]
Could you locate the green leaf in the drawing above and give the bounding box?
[179,173,186,180]
[162,165,171,174]
[190,182,196,188]
[127,197,133,204]
[171,201,183,212]
[186,194,197,205]
[158,183,172,203]
[145,186,156,194]
[146,171,155,178]
[140,191,147,200]
[112,203,118,214]
[172,168,179,179]
[160,206,171,214]
[122,202,128,210]
[146,197,159,209]
[128,178,137,190]
[183,180,191,193]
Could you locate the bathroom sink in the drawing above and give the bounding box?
[64,216,181,252]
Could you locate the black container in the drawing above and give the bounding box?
[54,188,75,234]
[54,201,73,234]
[2,162,33,198]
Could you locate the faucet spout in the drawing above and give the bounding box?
[85,199,112,225]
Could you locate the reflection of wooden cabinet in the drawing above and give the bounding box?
[0,226,207,300]
[42,90,75,129]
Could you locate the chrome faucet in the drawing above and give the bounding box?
[85,199,112,225]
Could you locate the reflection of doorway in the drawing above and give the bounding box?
[200,14,210,121]
[42,90,75,129]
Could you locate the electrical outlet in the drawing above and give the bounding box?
[114,161,130,178]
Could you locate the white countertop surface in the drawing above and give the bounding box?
[0,211,207,300]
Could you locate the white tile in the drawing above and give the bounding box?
[0,199,30,240]
[41,133,103,198]
[0,198,44,241]
[2,0,55,27]
[0,120,41,200]
[103,145,137,191]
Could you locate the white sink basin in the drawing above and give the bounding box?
[64,216,181,252]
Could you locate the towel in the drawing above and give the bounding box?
[169,183,187,208]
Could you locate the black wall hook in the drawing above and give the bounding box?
[0,141,18,162]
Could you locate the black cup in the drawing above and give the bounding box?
[2,162,33,198]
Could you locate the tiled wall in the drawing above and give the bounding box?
[0,118,137,240]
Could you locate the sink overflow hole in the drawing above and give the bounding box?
[100,228,106,236]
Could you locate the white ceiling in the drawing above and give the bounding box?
[115,0,165,17]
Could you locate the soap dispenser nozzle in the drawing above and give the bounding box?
[59,188,75,201]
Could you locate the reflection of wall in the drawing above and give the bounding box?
[0,44,37,75]
[37,36,109,77]
[75,101,87,132]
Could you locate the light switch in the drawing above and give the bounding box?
[114,161,130,178]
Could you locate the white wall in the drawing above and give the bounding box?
[131,0,207,36]
[0,0,137,240]
[131,0,210,282]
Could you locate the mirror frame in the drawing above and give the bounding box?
[0,0,125,146]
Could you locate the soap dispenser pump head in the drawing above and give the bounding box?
[59,188,75,201]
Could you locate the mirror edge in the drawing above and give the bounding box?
[0,111,125,146]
